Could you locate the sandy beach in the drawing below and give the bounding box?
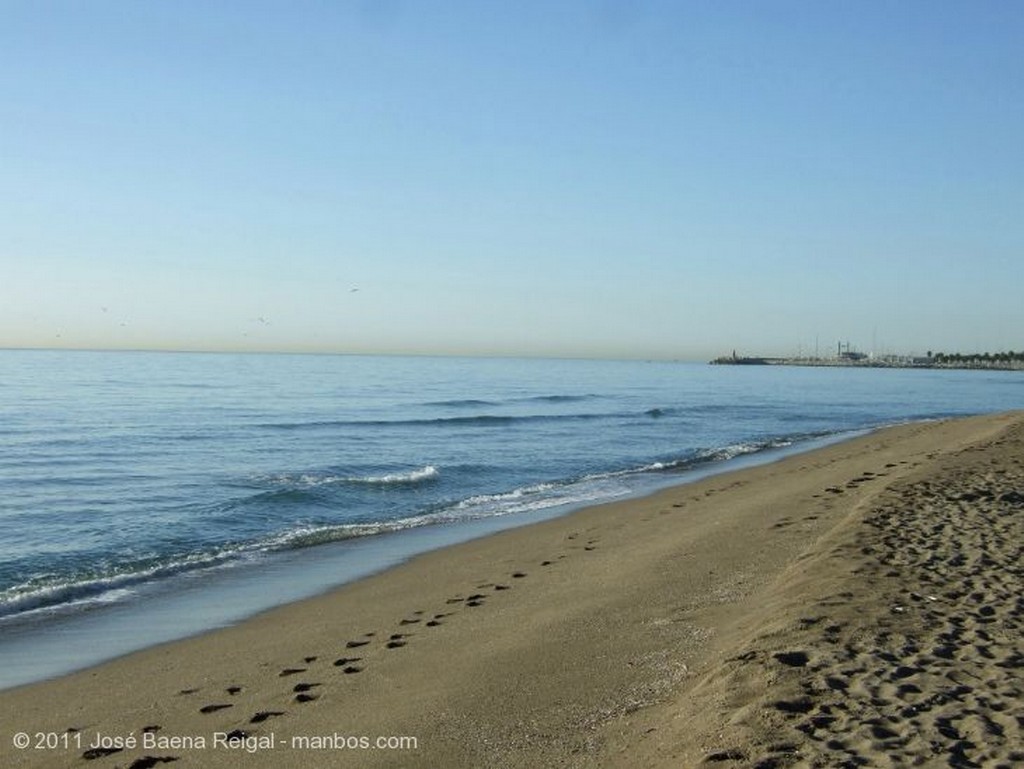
[2,412,1021,768]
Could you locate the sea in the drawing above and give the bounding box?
[1,350,1021,690]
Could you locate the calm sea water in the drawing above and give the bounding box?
[1,350,1021,686]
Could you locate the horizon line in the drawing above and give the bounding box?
[0,344,702,364]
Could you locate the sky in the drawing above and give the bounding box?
[2,1,1022,361]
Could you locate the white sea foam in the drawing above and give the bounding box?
[258,465,440,488]
[350,465,440,485]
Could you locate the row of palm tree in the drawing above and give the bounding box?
[927,350,1024,367]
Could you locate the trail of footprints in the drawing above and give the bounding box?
[77,529,604,765]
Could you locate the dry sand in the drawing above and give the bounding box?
[1,412,1021,768]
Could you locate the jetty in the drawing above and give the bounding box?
[711,347,1024,371]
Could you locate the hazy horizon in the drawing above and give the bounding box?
[3,2,1022,361]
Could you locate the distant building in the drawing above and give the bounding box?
[838,351,868,362]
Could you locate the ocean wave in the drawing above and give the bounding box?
[254,465,440,489]
[645,407,677,418]
[0,548,254,620]
[346,465,440,485]
[1,431,837,623]
[452,481,559,511]
[257,412,621,431]
[424,399,500,408]
[577,434,815,482]
[518,394,601,403]
[266,483,632,548]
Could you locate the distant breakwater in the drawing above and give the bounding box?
[710,355,1024,371]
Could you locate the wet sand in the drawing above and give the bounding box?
[2,412,1021,768]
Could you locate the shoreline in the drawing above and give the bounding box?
[2,411,1021,767]
[0,429,859,692]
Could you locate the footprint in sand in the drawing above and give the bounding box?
[773,651,810,668]
[83,746,123,759]
[199,704,233,714]
[250,711,285,724]
[773,697,814,714]
[294,684,321,704]
[127,757,180,769]
[387,633,411,647]
[247,712,284,724]
[127,757,179,769]
[333,657,363,673]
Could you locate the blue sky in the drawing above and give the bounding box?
[2,1,1022,360]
